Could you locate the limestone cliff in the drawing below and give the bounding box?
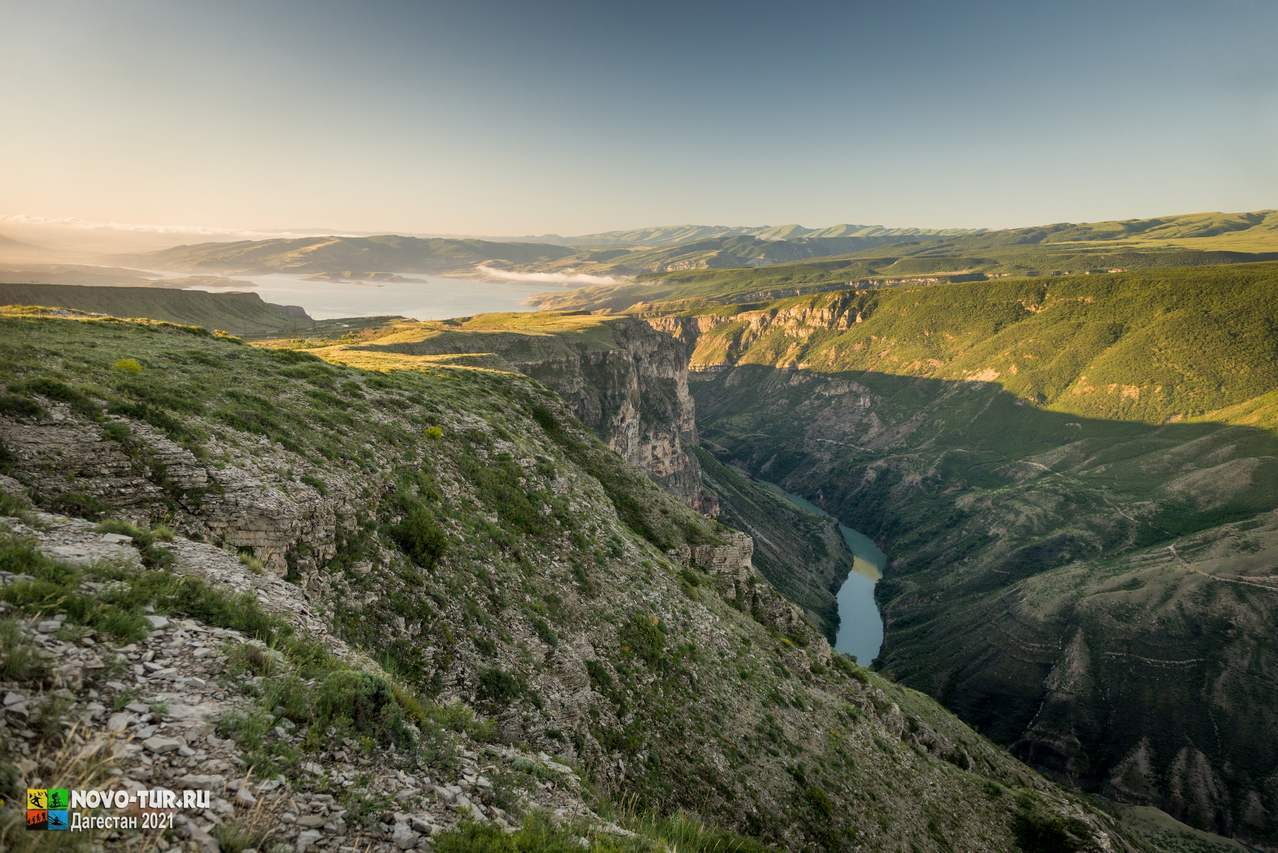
[342,315,718,515]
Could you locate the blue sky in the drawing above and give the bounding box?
[3,0,1276,234]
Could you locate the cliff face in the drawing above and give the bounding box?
[665,275,1278,846]
[498,318,716,515]
[348,316,717,515]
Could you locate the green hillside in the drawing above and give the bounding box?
[681,262,1278,843]
[0,307,1159,851]
[534,223,975,250]
[0,282,322,338]
[531,211,1278,312]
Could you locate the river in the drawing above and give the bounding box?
[757,481,887,664]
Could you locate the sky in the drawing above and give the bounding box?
[3,0,1277,236]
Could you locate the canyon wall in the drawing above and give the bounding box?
[644,274,1278,845]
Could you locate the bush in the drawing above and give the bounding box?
[1013,793,1087,853]
[618,613,665,667]
[0,618,50,683]
[424,425,444,441]
[96,519,175,569]
[22,378,97,415]
[477,666,524,705]
[313,670,413,746]
[0,394,43,418]
[530,616,558,647]
[48,491,108,520]
[389,502,447,569]
[300,473,328,496]
[112,358,143,374]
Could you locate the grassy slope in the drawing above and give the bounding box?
[0,283,322,339]
[0,308,1155,851]
[694,263,1278,425]
[683,263,1278,842]
[531,211,1278,312]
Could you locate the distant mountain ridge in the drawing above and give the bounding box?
[522,222,980,249]
[126,210,1278,281]
[131,234,574,275]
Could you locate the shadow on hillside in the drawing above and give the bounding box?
[690,363,1278,841]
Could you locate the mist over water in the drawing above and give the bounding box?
[171,271,568,321]
[474,264,620,286]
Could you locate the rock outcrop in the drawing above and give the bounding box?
[352,316,718,514]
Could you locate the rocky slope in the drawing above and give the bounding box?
[269,313,717,514]
[693,448,850,638]
[0,307,1156,851]
[665,264,1278,846]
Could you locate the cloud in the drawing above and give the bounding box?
[474,264,620,286]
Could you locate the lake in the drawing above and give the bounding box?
[758,482,887,664]
[170,271,569,321]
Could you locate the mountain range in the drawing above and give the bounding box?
[103,210,1278,283]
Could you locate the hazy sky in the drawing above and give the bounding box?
[3,0,1276,236]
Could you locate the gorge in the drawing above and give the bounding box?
[2,264,1273,851]
[255,264,1278,844]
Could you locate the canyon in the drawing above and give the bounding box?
[1,270,1270,851]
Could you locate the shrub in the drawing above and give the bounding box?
[48,491,108,520]
[96,519,175,569]
[832,653,870,684]
[618,613,665,667]
[389,502,447,569]
[22,378,97,415]
[458,456,546,537]
[584,659,612,693]
[0,394,43,418]
[1012,795,1087,853]
[300,473,328,496]
[0,618,50,683]
[313,670,413,746]
[477,666,524,705]
[424,425,444,441]
[112,358,143,374]
[530,615,558,647]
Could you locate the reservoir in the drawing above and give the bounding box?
[758,482,887,664]
[166,271,572,321]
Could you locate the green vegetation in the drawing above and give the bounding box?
[0,283,322,339]
[690,263,1278,425]
[687,261,1278,844]
[0,305,1200,850]
[0,616,50,683]
[533,210,1278,312]
[434,810,770,852]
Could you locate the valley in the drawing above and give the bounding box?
[1,303,1171,851]
[8,3,1275,847]
[2,234,1274,851]
[664,263,1278,844]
